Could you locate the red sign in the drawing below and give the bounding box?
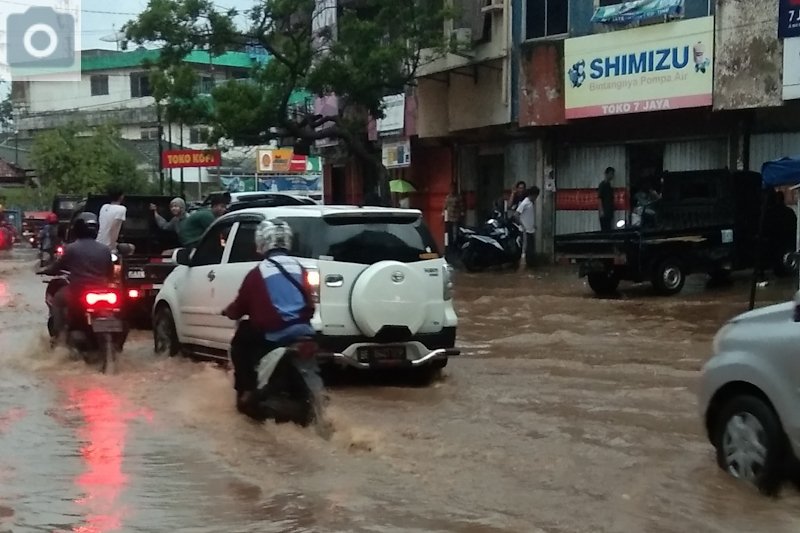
[289,154,307,172]
[556,188,628,211]
[162,149,221,169]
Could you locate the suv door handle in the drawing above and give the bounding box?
[207,270,216,281]
[325,274,343,287]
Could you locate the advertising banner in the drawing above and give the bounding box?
[779,0,800,39]
[382,139,411,169]
[221,175,322,194]
[564,16,713,119]
[162,149,221,169]
[591,0,684,24]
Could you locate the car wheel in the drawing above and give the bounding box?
[587,271,620,296]
[713,395,789,495]
[153,306,180,357]
[652,259,685,295]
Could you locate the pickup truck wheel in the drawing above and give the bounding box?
[653,259,685,295]
[153,306,180,357]
[773,249,798,278]
[587,272,620,295]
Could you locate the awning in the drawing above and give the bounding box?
[591,0,684,24]
[761,156,800,189]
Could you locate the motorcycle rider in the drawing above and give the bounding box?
[38,212,60,265]
[222,219,317,414]
[38,213,114,345]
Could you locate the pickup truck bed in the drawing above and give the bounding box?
[555,224,741,296]
[81,195,182,327]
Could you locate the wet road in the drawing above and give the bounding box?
[2,248,800,532]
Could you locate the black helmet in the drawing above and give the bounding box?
[72,212,99,239]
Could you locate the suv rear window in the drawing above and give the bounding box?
[279,215,439,264]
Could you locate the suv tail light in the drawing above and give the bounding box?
[305,268,320,303]
[83,290,121,311]
[443,263,454,300]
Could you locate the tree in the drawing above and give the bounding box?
[30,123,155,195]
[0,96,13,132]
[125,0,447,196]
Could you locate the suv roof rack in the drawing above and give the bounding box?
[226,195,317,212]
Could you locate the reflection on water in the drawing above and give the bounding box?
[0,281,10,307]
[68,386,153,533]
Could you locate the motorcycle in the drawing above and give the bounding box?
[41,252,130,374]
[459,211,524,272]
[238,331,326,427]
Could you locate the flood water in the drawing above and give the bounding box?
[2,247,800,532]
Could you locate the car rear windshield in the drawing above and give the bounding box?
[279,215,440,264]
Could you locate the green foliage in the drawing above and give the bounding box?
[0,96,13,131]
[30,123,153,195]
[125,0,447,153]
[0,185,55,210]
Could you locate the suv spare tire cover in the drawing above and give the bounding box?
[350,260,427,337]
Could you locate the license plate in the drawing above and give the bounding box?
[91,317,123,333]
[359,346,407,363]
[128,270,146,279]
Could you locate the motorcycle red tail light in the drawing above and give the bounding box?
[56,246,64,255]
[83,290,120,309]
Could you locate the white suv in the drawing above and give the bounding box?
[152,205,459,380]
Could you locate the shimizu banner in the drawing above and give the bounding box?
[564,16,714,119]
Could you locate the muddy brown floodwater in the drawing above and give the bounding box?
[1,249,800,532]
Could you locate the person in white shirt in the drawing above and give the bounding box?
[515,186,540,268]
[97,187,134,254]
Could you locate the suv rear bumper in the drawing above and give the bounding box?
[317,327,459,369]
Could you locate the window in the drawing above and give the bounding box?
[197,76,215,94]
[189,126,209,144]
[191,222,234,266]
[140,127,159,140]
[228,222,263,263]
[277,215,440,265]
[130,72,152,98]
[90,75,109,96]
[525,0,568,40]
[598,0,620,5]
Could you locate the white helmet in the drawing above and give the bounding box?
[255,219,293,255]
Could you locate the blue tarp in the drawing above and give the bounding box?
[761,156,800,188]
[591,0,684,24]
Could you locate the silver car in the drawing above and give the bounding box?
[699,294,800,495]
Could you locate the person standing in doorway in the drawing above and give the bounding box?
[598,167,615,232]
[443,182,464,257]
[509,181,527,211]
[516,186,540,268]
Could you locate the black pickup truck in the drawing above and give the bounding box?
[74,195,181,326]
[555,169,795,296]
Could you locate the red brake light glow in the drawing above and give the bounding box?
[127,289,140,299]
[84,291,120,308]
[56,246,64,255]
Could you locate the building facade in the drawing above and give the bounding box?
[410,0,800,260]
[10,47,255,191]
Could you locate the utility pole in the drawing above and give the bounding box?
[156,103,164,194]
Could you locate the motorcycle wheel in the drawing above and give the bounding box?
[460,247,483,273]
[99,333,116,375]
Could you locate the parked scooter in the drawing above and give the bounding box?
[459,211,524,272]
[40,250,130,374]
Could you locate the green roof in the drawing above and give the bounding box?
[81,49,255,72]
